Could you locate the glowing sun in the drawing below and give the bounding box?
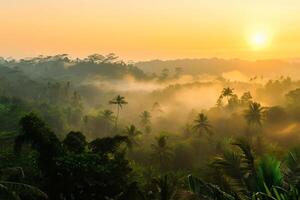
[249,31,268,49]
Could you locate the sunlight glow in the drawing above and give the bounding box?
[250,31,268,49]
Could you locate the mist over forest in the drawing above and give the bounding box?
[2,54,300,199]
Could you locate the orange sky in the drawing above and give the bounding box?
[1,0,300,60]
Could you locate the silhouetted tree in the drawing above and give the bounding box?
[240,91,253,106]
[63,131,87,154]
[14,112,62,199]
[193,113,212,136]
[88,135,128,155]
[151,136,172,173]
[222,87,234,100]
[109,95,128,128]
[140,110,152,134]
[244,102,265,127]
[124,125,142,149]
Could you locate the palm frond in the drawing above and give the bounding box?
[0,181,48,199]
[257,156,283,192]
[188,175,236,200]
[213,150,249,197]
[232,138,257,191]
[284,147,300,186]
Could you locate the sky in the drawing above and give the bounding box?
[1,0,300,61]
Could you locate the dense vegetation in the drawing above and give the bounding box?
[1,55,300,199]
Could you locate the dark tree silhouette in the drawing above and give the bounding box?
[244,102,265,127]
[151,135,172,172]
[63,131,87,154]
[124,125,142,149]
[109,95,128,128]
[193,113,212,136]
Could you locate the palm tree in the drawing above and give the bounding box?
[222,87,234,96]
[101,109,115,122]
[188,174,299,200]
[124,125,142,149]
[100,109,115,134]
[283,146,300,186]
[222,87,234,101]
[244,102,266,155]
[140,110,152,134]
[188,139,294,200]
[140,110,151,125]
[244,102,265,127]
[193,113,212,136]
[151,135,172,172]
[216,95,224,107]
[257,156,283,190]
[188,175,236,200]
[240,91,253,105]
[109,95,128,127]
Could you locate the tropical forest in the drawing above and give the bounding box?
[0,55,299,200]
[2,0,300,199]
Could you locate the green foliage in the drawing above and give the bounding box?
[284,147,300,186]
[0,181,48,200]
[88,135,128,154]
[3,56,300,200]
[13,113,134,200]
[55,152,131,199]
[253,185,299,200]
[0,97,30,133]
[257,156,283,191]
[152,175,178,200]
[63,131,87,153]
[0,167,47,200]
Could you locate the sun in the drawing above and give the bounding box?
[249,31,268,49]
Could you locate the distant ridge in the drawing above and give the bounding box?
[136,58,300,78]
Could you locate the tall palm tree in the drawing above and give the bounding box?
[109,95,128,127]
[193,113,212,136]
[124,125,142,149]
[244,102,265,127]
[151,135,172,172]
[244,102,266,155]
